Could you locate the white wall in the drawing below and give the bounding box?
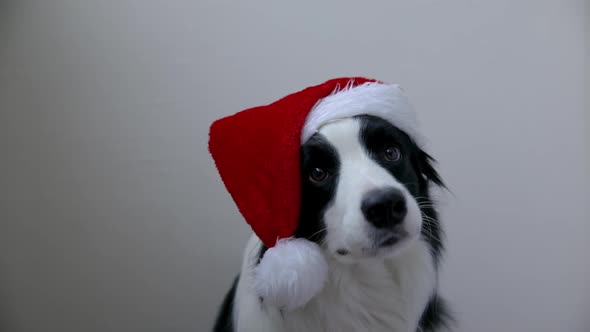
[1,1,588,331]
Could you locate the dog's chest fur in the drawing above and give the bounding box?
[234,235,436,332]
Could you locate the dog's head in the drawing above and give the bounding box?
[295,114,444,263]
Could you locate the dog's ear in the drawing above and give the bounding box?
[416,149,446,189]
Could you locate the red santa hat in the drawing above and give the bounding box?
[208,77,422,310]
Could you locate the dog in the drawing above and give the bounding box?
[213,114,452,331]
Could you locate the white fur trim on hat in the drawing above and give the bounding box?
[254,238,328,311]
[301,82,424,146]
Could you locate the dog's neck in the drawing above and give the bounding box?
[260,238,435,332]
[315,240,437,331]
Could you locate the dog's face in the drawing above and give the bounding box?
[296,115,443,263]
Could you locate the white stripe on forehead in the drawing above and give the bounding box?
[301,82,424,147]
[318,118,404,194]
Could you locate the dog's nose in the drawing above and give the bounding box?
[361,188,407,228]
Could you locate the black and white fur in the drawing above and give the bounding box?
[214,115,452,332]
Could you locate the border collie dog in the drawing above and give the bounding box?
[214,114,451,331]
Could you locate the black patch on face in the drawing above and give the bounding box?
[255,134,340,264]
[357,115,446,262]
[293,133,341,243]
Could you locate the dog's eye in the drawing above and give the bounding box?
[382,146,402,162]
[309,167,328,183]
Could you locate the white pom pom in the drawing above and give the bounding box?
[254,238,328,311]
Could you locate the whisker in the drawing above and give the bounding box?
[422,215,438,223]
[417,204,437,208]
[308,227,328,240]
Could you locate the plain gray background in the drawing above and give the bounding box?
[1,1,589,331]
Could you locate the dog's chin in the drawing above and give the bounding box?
[328,227,421,264]
[372,230,420,259]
